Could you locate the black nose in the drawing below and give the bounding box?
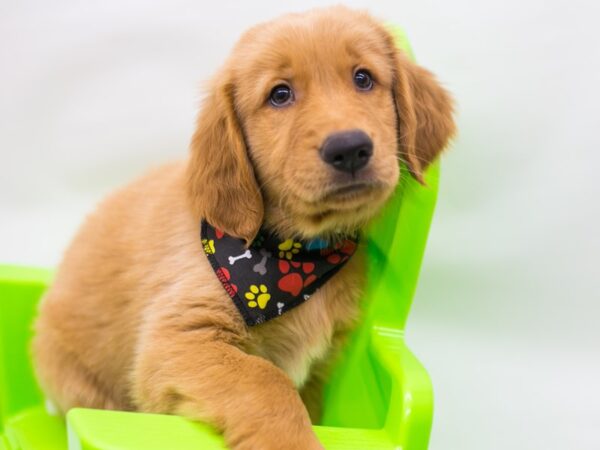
[319,129,373,174]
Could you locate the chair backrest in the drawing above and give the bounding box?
[365,26,439,332]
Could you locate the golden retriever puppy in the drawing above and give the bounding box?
[32,6,454,450]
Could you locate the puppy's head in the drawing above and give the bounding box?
[188,6,455,243]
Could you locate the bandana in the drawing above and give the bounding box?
[200,221,358,326]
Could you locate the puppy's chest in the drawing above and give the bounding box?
[245,266,364,388]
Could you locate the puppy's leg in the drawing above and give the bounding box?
[299,363,327,424]
[132,330,322,450]
[300,331,349,424]
[32,324,127,413]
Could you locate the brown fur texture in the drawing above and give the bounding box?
[32,6,454,450]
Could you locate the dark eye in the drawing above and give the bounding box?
[269,84,294,107]
[353,69,374,91]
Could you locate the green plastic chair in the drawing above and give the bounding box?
[0,28,439,450]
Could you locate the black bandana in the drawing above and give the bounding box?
[200,221,358,326]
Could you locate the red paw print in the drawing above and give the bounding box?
[277,260,317,296]
[216,267,238,298]
[215,228,225,239]
[321,240,357,265]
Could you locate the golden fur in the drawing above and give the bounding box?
[32,6,454,450]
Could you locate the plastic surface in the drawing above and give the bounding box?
[0,28,438,450]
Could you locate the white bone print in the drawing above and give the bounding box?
[277,302,284,315]
[228,249,252,265]
[252,248,271,275]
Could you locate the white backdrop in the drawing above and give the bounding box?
[2,1,599,448]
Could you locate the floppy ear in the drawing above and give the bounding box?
[393,52,456,183]
[186,76,263,244]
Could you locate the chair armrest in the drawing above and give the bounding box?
[370,327,433,450]
[68,408,414,450]
[67,408,227,450]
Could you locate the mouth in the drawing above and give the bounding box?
[275,179,392,238]
[322,182,376,201]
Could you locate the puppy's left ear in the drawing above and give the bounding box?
[186,75,263,244]
[392,51,456,183]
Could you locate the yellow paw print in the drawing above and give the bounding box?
[201,238,216,254]
[245,284,271,309]
[278,239,302,260]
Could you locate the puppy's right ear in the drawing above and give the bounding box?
[187,77,263,244]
